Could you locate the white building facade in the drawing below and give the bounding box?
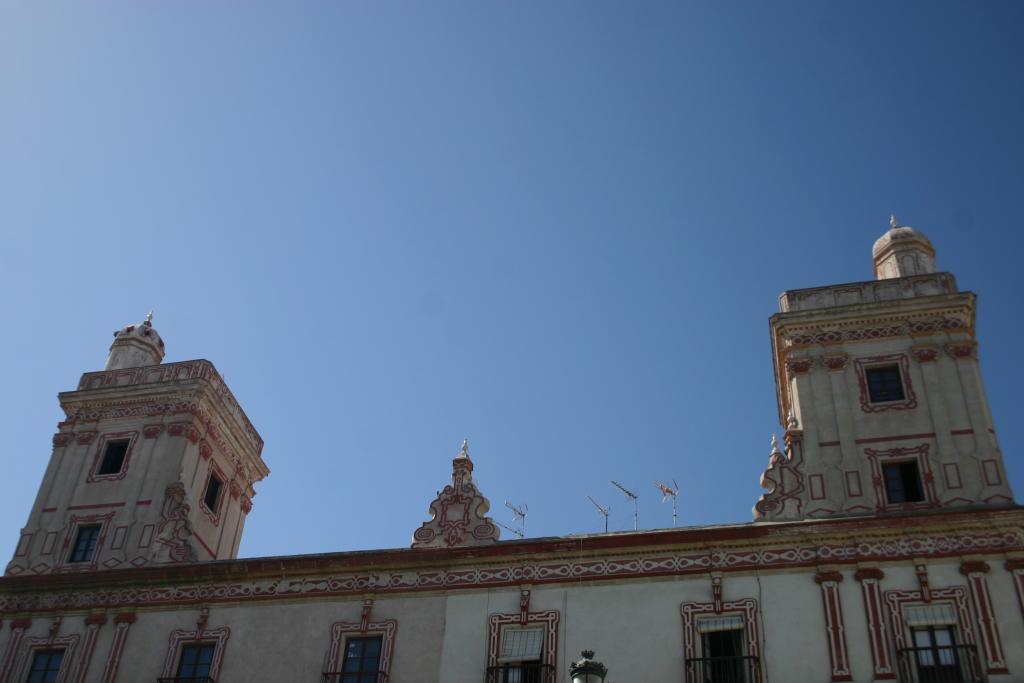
[0,222,1021,683]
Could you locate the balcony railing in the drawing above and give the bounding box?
[684,656,762,683]
[895,645,986,683]
[157,678,216,683]
[321,674,388,683]
[485,662,556,683]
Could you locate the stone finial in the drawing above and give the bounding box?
[411,441,499,549]
[890,214,899,229]
[786,410,799,430]
[770,434,780,454]
[104,315,166,371]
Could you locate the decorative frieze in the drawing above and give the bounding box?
[911,345,940,363]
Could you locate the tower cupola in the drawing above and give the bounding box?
[104,312,165,370]
[872,215,937,279]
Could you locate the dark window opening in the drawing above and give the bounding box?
[26,649,64,683]
[866,365,905,403]
[910,627,965,683]
[96,439,129,475]
[175,642,215,682]
[69,525,100,563]
[696,628,751,683]
[203,473,223,513]
[883,461,925,504]
[339,636,382,683]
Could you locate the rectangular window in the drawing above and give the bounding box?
[340,636,382,683]
[866,365,905,403]
[176,642,216,681]
[68,525,100,563]
[910,627,964,682]
[203,473,223,513]
[25,649,64,683]
[883,461,925,503]
[96,439,129,475]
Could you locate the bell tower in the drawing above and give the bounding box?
[755,219,1013,521]
[5,317,268,575]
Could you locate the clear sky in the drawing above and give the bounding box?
[1,2,1022,559]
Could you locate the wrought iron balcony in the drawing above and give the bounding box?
[321,674,388,683]
[485,662,556,683]
[895,645,986,683]
[684,656,762,683]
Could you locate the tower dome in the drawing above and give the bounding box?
[872,215,937,279]
[104,312,165,370]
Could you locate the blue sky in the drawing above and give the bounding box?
[1,2,1022,559]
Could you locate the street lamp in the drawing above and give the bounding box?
[569,650,608,683]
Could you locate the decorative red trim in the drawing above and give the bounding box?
[53,433,73,447]
[822,354,849,372]
[819,441,840,448]
[0,622,27,683]
[167,421,201,444]
[785,316,966,347]
[199,440,213,461]
[915,564,932,602]
[487,609,558,682]
[135,500,152,506]
[67,503,125,511]
[711,576,723,613]
[143,424,164,439]
[240,495,253,515]
[681,599,762,683]
[325,616,398,680]
[950,429,974,436]
[160,626,230,680]
[42,507,57,513]
[786,357,814,378]
[76,431,98,445]
[855,432,935,445]
[1006,561,1024,624]
[960,562,1007,673]
[10,619,32,630]
[815,571,852,681]
[86,431,139,483]
[854,568,894,679]
[73,617,105,683]
[193,530,217,559]
[910,346,939,363]
[100,614,136,683]
[854,355,917,413]
[946,342,977,359]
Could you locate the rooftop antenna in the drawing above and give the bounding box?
[504,500,528,537]
[586,496,610,533]
[611,480,639,531]
[496,520,524,539]
[654,479,680,527]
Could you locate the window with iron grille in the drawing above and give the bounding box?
[25,649,64,683]
[68,525,100,563]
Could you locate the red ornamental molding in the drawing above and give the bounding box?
[199,440,213,460]
[885,587,981,679]
[1005,559,1024,571]
[167,422,200,444]
[143,424,164,439]
[911,346,940,363]
[959,561,990,575]
[100,613,137,683]
[76,431,98,445]
[52,433,73,447]
[1007,561,1024,622]
[10,618,32,630]
[854,567,885,582]
[711,576,723,613]
[786,357,814,377]
[229,481,242,500]
[815,572,852,682]
[822,354,849,372]
[160,627,230,682]
[84,614,108,626]
[946,342,977,359]
[73,617,107,683]
[412,448,499,549]
[240,495,253,514]
[8,634,80,683]
[854,569,895,679]
[87,431,139,483]
[915,564,932,602]
[786,317,967,347]
[961,567,1007,672]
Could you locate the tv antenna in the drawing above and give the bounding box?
[586,496,610,534]
[496,520,524,539]
[504,500,528,537]
[654,479,680,527]
[611,480,639,531]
